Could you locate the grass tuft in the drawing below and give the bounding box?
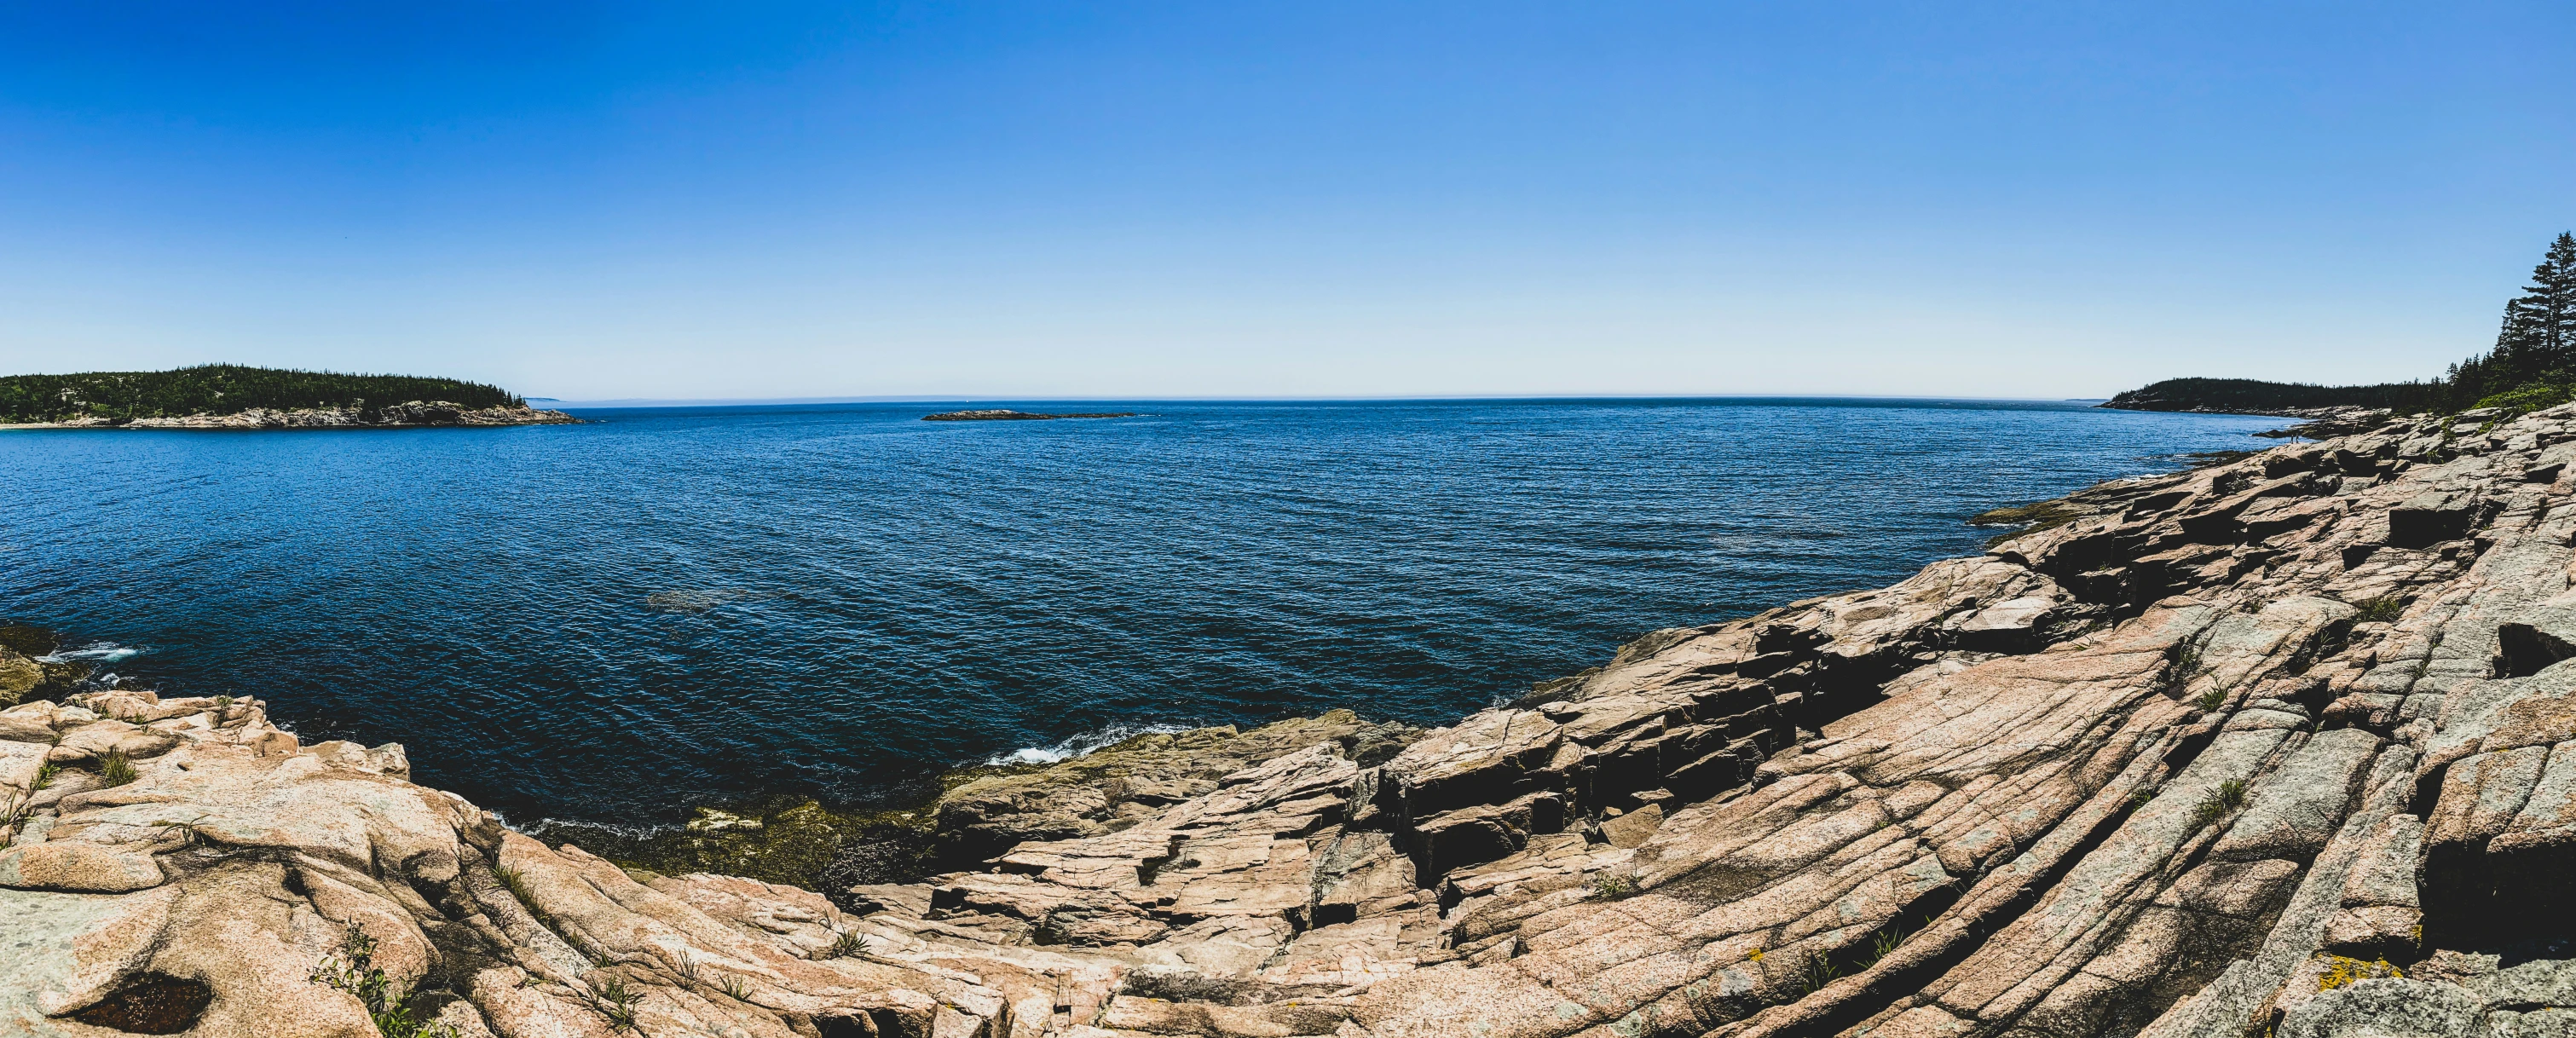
[1798,950,1840,996]
[96,749,136,787]
[2195,688,2228,714]
[718,974,754,1002]
[826,930,873,959]
[2214,778,2250,811]
[2353,597,2406,623]
[586,975,644,1031]
[1589,872,1641,901]
[2191,779,2250,830]
[1865,926,1909,967]
[494,865,558,930]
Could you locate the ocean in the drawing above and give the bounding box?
[1,397,2284,830]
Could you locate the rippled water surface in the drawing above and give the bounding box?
[0,398,2284,826]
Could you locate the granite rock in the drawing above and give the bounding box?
[26,407,2576,1035]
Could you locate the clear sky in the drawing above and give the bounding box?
[1,3,2569,401]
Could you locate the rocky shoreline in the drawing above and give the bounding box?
[2088,402,2398,445]
[17,406,2576,1035]
[0,401,577,430]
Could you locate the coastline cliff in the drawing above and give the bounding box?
[14,406,2576,1035]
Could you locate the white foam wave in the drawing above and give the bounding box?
[39,641,142,664]
[986,722,1196,766]
[507,814,678,841]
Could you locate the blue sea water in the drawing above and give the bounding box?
[0,397,2284,828]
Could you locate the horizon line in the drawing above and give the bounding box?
[542,392,2124,408]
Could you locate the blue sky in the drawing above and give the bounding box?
[0,3,2569,401]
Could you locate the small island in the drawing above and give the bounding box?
[921,408,1138,421]
[0,364,575,429]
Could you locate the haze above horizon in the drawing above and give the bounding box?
[3,3,2569,401]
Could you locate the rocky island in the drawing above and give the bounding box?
[18,405,2576,1036]
[923,410,1139,422]
[0,365,575,430]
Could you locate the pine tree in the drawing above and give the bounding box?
[2492,299,2539,387]
[2439,233,2576,409]
[2518,231,2576,370]
[2493,233,2576,379]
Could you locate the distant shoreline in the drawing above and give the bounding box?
[0,402,578,430]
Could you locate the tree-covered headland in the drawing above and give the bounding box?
[2108,233,2576,416]
[0,365,524,424]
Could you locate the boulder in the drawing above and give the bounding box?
[0,843,164,892]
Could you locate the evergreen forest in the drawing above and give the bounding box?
[0,365,523,424]
[2109,232,2576,416]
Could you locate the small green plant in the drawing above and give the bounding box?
[495,866,540,913]
[32,762,55,791]
[494,864,566,934]
[2161,644,2205,697]
[2353,597,2406,623]
[1865,926,1909,966]
[2195,688,2228,714]
[1799,950,1840,995]
[2192,779,2250,830]
[96,749,136,787]
[2128,787,2157,811]
[214,695,234,710]
[1589,872,1641,900]
[310,921,461,1038]
[586,975,644,1031]
[826,930,873,959]
[718,974,754,1002]
[2214,778,2249,811]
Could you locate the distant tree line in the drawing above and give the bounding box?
[2103,377,2446,414]
[0,364,523,424]
[2107,232,2576,416]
